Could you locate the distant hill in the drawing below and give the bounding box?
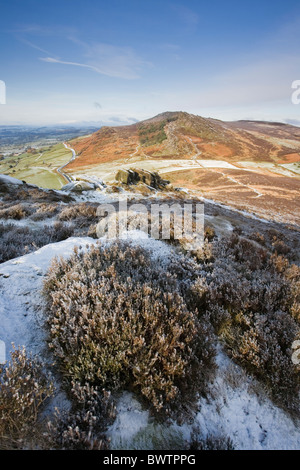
[66,111,300,172]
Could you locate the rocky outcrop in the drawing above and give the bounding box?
[115,168,170,190]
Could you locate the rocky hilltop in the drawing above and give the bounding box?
[66,111,300,172]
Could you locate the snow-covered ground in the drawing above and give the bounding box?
[107,347,300,450]
[0,233,175,360]
[197,160,237,169]
[1,234,300,450]
[0,237,98,359]
[108,348,300,450]
[0,174,24,185]
[70,159,241,182]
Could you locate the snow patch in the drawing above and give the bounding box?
[0,237,98,359]
[0,174,24,185]
[107,350,300,450]
[197,160,237,169]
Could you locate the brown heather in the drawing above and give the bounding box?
[203,233,300,414]
[0,345,54,449]
[43,241,216,416]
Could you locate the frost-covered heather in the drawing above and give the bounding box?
[43,240,216,417]
[0,345,54,449]
[0,190,300,450]
[203,233,300,414]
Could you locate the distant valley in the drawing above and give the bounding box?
[1,112,300,225]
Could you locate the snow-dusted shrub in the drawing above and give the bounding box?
[202,234,300,413]
[223,309,299,411]
[0,222,74,263]
[29,202,59,221]
[207,234,297,319]
[57,203,97,224]
[204,225,216,242]
[47,382,115,450]
[272,238,290,256]
[45,221,75,242]
[249,231,266,246]
[0,203,33,220]
[0,345,54,449]
[189,433,235,450]
[190,240,214,263]
[271,255,300,324]
[43,241,216,415]
[219,233,268,271]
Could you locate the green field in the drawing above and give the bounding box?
[0,143,73,189]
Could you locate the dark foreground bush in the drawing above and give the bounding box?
[0,222,74,263]
[0,345,54,449]
[43,241,216,416]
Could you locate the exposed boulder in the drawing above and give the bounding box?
[73,175,106,189]
[115,168,170,190]
[115,169,140,185]
[61,175,106,193]
[61,181,96,192]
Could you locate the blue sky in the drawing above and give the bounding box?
[1,0,300,125]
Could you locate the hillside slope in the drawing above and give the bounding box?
[67,112,300,170]
[62,112,300,226]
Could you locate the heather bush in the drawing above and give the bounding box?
[198,233,300,413]
[58,203,97,224]
[0,345,54,449]
[0,222,74,263]
[271,255,300,324]
[249,231,266,246]
[43,241,216,416]
[0,203,33,220]
[223,310,299,411]
[29,203,59,221]
[47,382,115,450]
[272,238,290,256]
[204,225,216,242]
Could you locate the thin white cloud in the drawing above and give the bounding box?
[40,42,151,80]
[19,38,56,57]
[40,56,102,72]
[15,25,150,80]
[86,43,151,79]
